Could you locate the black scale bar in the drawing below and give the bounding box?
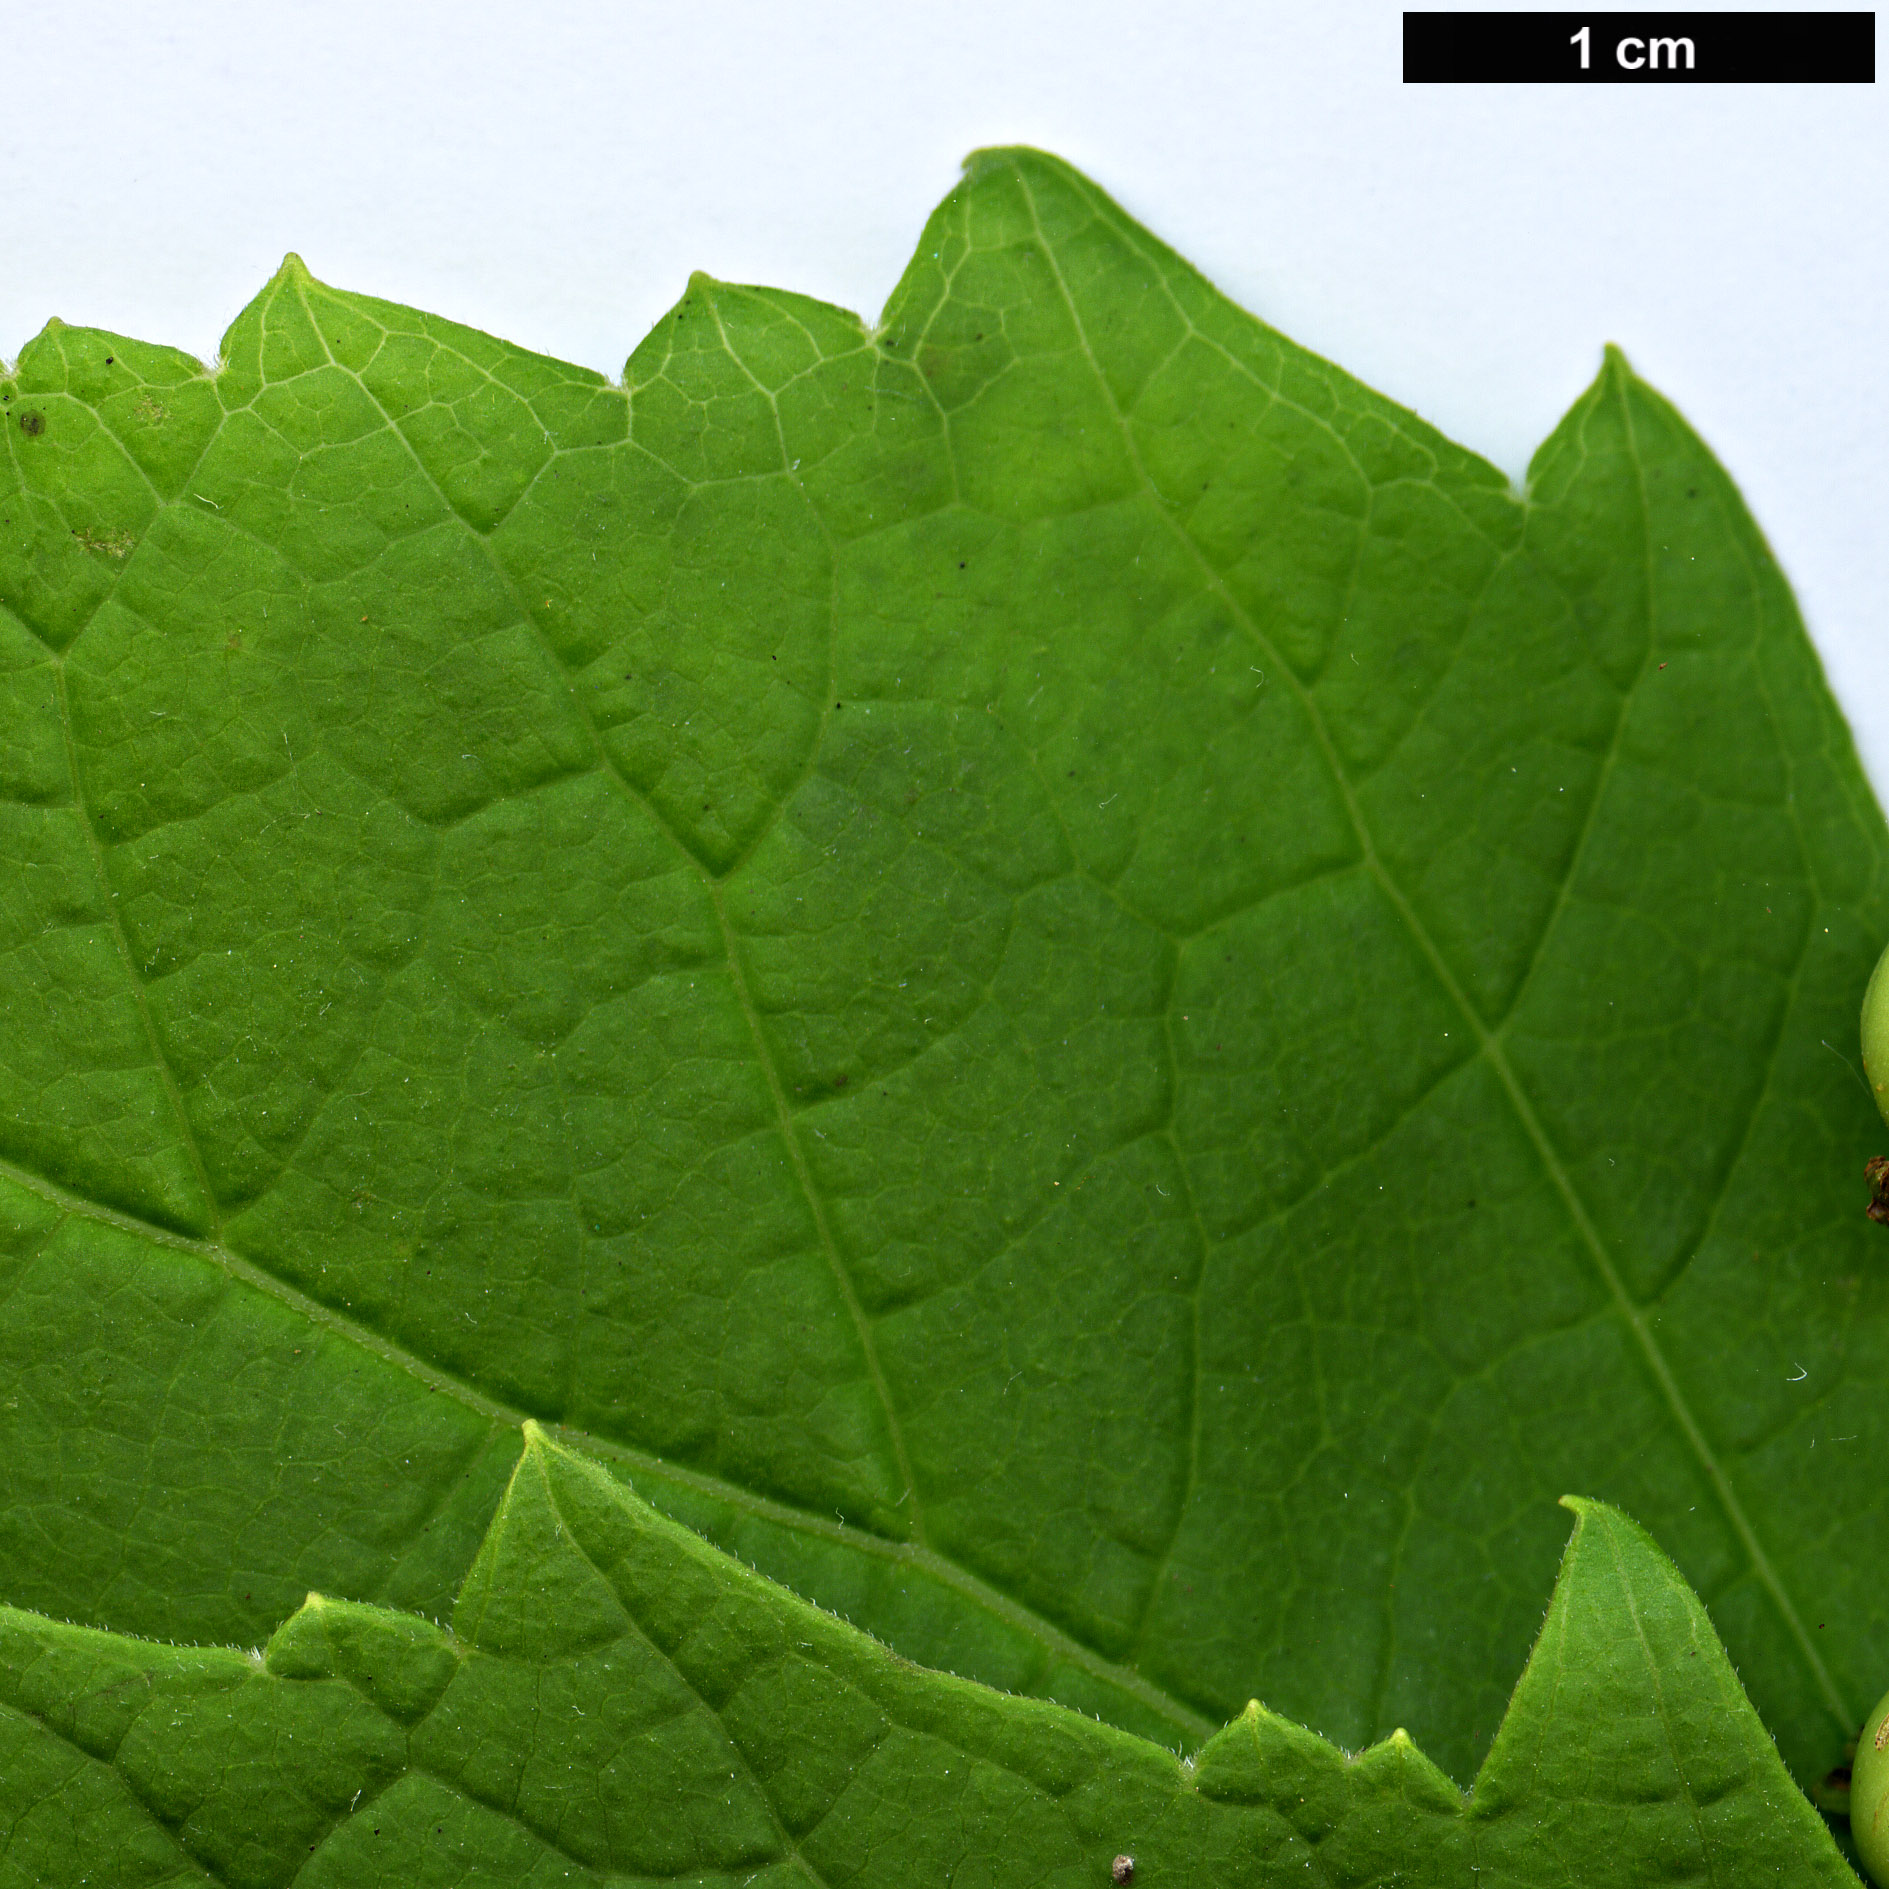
[1405,11,1874,80]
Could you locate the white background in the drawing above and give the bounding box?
[4,1,1881,793]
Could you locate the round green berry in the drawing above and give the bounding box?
[1864,939,1889,1130]
[1855,1688,1889,1883]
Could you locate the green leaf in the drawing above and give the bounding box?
[1,143,1885,1859]
[0,1427,1851,1885]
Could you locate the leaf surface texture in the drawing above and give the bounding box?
[0,148,1884,1859]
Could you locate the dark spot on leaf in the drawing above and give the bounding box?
[1113,1858,1135,1885]
[834,1073,848,1087]
[18,410,44,437]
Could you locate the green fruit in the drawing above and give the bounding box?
[1865,939,1889,1128]
[1856,1689,1889,1883]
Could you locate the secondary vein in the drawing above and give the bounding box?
[1016,159,1852,1734]
[287,274,926,1549]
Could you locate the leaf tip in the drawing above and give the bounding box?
[959,144,1060,189]
[960,143,1012,174]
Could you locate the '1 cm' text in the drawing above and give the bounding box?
[1570,26,1696,69]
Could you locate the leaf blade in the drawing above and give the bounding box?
[0,148,1883,1804]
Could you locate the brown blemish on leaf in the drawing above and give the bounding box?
[134,394,168,424]
[71,526,137,560]
[18,410,44,437]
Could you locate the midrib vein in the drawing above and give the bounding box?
[0,1146,1209,1742]
[1017,168,1852,1732]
